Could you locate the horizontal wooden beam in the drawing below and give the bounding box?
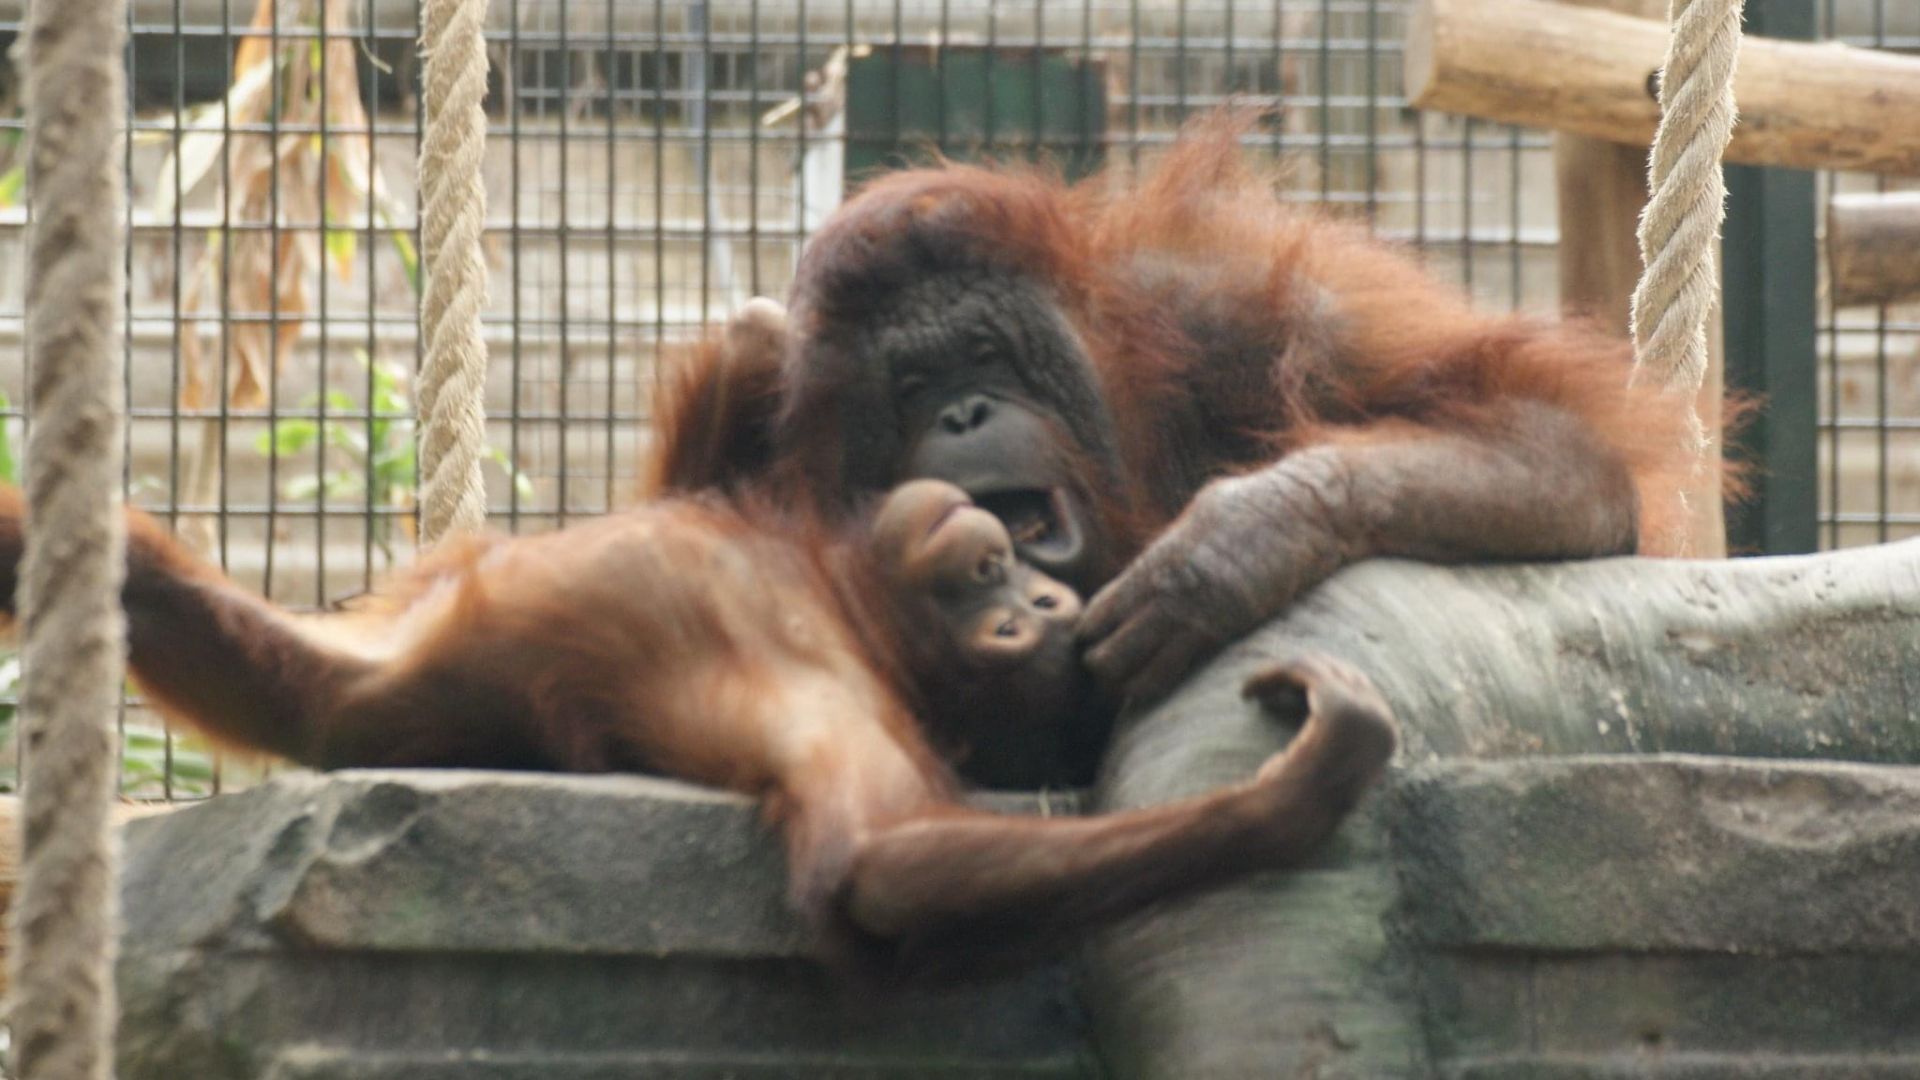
[1827,192,1920,307]
[1406,0,1920,175]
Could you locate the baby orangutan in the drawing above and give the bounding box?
[0,479,1393,972]
[0,468,1393,976]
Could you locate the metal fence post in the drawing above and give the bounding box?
[1720,0,1818,555]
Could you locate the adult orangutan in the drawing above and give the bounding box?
[683,118,1699,712]
[0,315,1396,975]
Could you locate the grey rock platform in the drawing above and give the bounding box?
[117,542,1920,1079]
[1086,541,1920,1078]
[116,771,1093,1080]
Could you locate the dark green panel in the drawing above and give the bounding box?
[1721,0,1817,555]
[844,46,1106,191]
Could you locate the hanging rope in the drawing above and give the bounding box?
[8,0,131,1075]
[417,0,493,542]
[1628,0,1746,458]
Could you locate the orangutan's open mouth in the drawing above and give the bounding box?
[974,487,1081,565]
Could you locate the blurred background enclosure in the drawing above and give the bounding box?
[0,0,1909,796]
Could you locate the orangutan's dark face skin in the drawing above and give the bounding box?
[807,275,1127,600]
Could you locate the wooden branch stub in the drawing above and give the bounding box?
[1407,0,1920,175]
[1828,192,1920,307]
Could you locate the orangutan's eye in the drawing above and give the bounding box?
[976,553,1007,583]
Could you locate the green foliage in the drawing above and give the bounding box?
[117,722,218,799]
[0,388,17,485]
[0,165,23,210]
[257,350,532,562]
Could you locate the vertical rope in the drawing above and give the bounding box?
[418,0,492,542]
[1628,0,1746,457]
[9,0,131,1074]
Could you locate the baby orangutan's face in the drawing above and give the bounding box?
[871,479,1082,670]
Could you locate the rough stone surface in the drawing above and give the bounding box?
[1391,754,1920,953]
[113,545,1920,1079]
[116,771,1093,1080]
[1395,757,1920,1077]
[1084,544,1920,1078]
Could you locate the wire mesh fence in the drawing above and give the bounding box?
[0,0,1904,797]
[1817,1,1920,550]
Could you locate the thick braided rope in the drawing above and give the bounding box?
[417,0,492,542]
[9,0,131,1075]
[1628,0,1745,458]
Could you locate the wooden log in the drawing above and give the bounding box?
[1547,0,1727,557]
[1407,0,1920,175]
[1828,191,1920,307]
[1554,134,1727,556]
[1549,0,1662,336]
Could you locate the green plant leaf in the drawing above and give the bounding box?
[0,165,24,210]
[390,230,420,293]
[283,473,327,501]
[0,387,17,485]
[324,227,358,272]
[369,361,412,415]
[257,419,321,457]
[487,446,537,499]
[324,421,371,459]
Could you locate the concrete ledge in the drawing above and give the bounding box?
[113,545,1920,1079]
[1085,546,1920,1078]
[117,771,1092,1080]
[1392,754,1920,953]
[1395,758,1920,1075]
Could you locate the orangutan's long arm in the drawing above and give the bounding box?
[1081,400,1638,705]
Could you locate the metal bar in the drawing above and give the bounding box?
[746,0,761,295]
[1872,0,1889,545]
[121,0,138,795]
[264,0,282,597]
[316,0,331,607]
[652,0,666,478]
[935,0,948,154]
[606,0,620,513]
[558,0,574,524]
[1176,0,1188,123]
[509,0,526,532]
[1271,0,1282,163]
[362,0,380,582]
[1721,0,1818,555]
[409,0,424,546]
[984,0,998,153]
[1032,0,1044,162]
[1460,116,1474,290]
[1127,0,1140,170]
[163,0,188,799]
[217,0,233,579]
[1509,126,1522,309]
[1318,0,1330,202]
[112,24,1441,53]
[1364,0,1377,226]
